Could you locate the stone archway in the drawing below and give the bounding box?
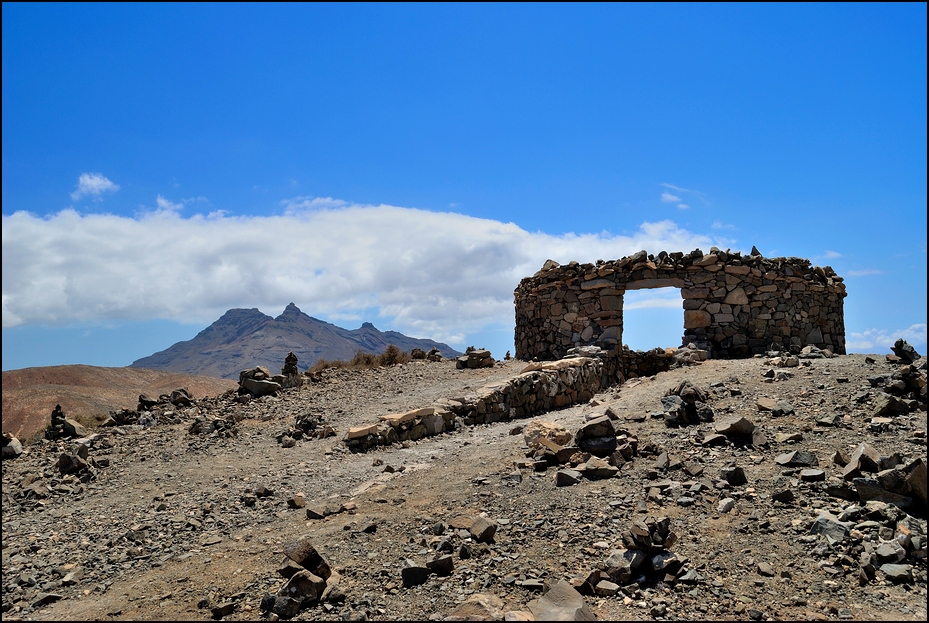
[514,248,846,361]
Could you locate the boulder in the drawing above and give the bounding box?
[775,451,819,467]
[601,548,647,584]
[401,561,431,588]
[902,458,927,505]
[524,420,573,449]
[469,517,498,543]
[444,593,505,621]
[843,442,881,480]
[61,418,88,439]
[809,511,849,544]
[2,433,24,460]
[891,339,921,364]
[169,388,192,406]
[579,456,619,479]
[714,416,755,437]
[282,537,332,580]
[527,579,596,621]
[242,377,281,397]
[555,469,582,487]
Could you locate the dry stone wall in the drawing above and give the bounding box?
[344,357,602,452]
[515,247,846,362]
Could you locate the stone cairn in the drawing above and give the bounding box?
[281,351,303,389]
[456,347,495,369]
[44,404,87,441]
[515,247,847,371]
[517,410,639,486]
[101,388,193,427]
[259,536,340,619]
[239,352,307,398]
[660,380,715,428]
[238,366,280,397]
[407,347,445,362]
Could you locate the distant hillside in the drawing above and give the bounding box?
[1,365,237,441]
[129,303,462,379]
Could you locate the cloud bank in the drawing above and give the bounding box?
[846,323,927,352]
[2,198,727,344]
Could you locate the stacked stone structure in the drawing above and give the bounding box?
[515,247,846,363]
[344,357,602,452]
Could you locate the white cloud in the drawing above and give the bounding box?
[156,195,184,212]
[70,173,120,201]
[847,269,882,277]
[660,182,710,206]
[712,220,736,230]
[623,288,682,310]
[1,200,729,344]
[846,323,927,352]
[823,250,842,259]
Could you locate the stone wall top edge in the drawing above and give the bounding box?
[515,248,843,291]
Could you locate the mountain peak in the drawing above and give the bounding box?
[275,303,307,322]
[131,306,462,379]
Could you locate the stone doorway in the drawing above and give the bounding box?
[621,287,685,351]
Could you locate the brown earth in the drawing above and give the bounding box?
[1,353,926,622]
[1,365,238,441]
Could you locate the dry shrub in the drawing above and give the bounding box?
[308,345,410,375]
[350,351,377,367]
[377,344,410,366]
[308,358,348,375]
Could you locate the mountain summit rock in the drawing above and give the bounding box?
[130,303,461,379]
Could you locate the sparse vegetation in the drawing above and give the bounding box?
[307,345,412,375]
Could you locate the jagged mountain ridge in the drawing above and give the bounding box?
[130,303,462,379]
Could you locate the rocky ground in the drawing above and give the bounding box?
[2,351,926,621]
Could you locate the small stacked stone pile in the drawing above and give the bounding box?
[867,342,926,414]
[456,348,495,369]
[805,502,926,586]
[238,366,281,397]
[281,351,303,389]
[889,338,922,365]
[101,388,194,427]
[519,413,639,486]
[275,411,336,448]
[259,536,342,619]
[659,381,715,427]
[836,442,927,510]
[44,405,87,440]
[576,516,694,597]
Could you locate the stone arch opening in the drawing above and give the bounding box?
[621,287,685,351]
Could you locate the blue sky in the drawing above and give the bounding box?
[2,3,926,371]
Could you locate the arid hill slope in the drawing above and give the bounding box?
[1,352,926,622]
[1,365,237,440]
